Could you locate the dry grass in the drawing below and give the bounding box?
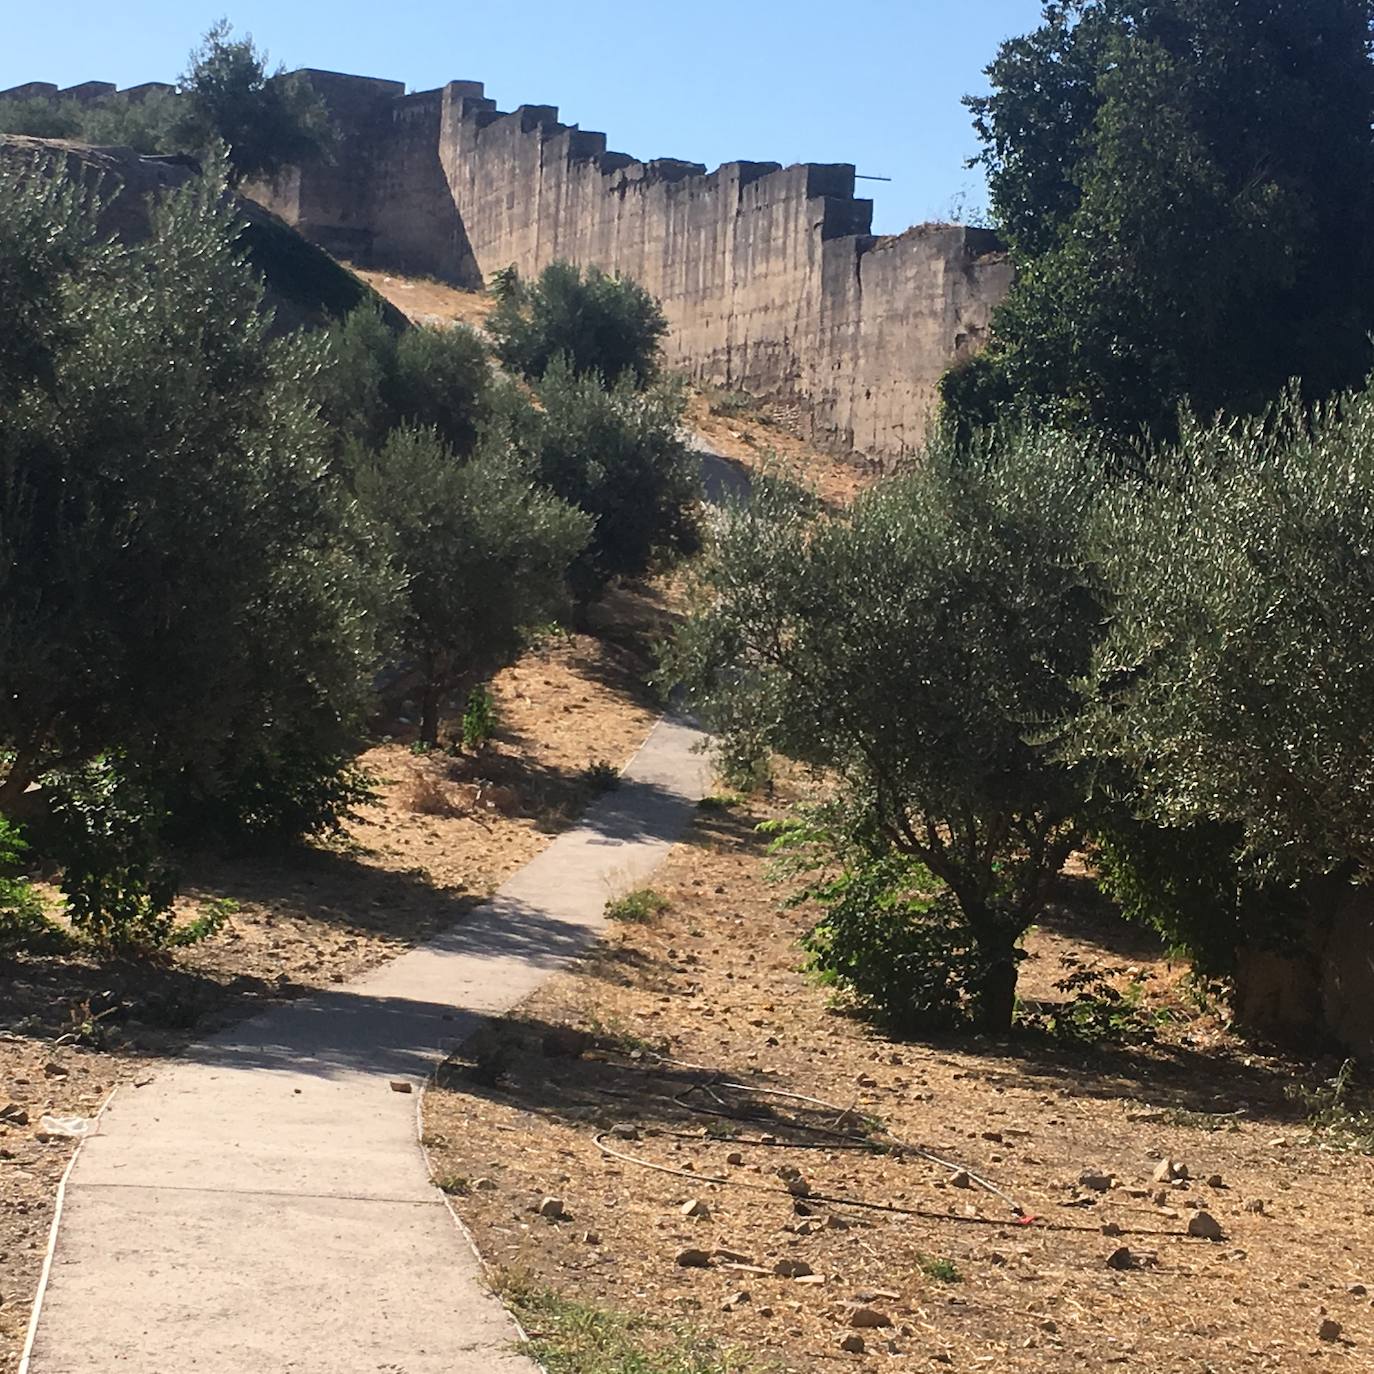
[425,790,1374,1372]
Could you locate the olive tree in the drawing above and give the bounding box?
[488,261,668,388]
[356,427,591,746]
[667,431,1106,1030]
[1079,385,1374,918]
[0,151,384,830]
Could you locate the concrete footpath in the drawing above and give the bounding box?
[24,714,712,1374]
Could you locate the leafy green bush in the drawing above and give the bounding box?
[668,429,1107,1030]
[45,759,178,949]
[487,261,668,388]
[176,22,336,185]
[461,685,499,753]
[0,816,62,953]
[319,307,491,456]
[765,811,992,1033]
[1080,387,1374,890]
[492,363,700,606]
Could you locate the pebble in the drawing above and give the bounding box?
[1348,1284,1368,1297]
[1318,1318,1343,1343]
[536,1196,569,1221]
[1106,1246,1137,1271]
[849,1306,893,1328]
[1078,1169,1112,1192]
[839,1334,866,1354]
[1152,1158,1188,1183]
[950,1170,972,1188]
[681,1198,710,1219]
[1187,1211,1224,1241]
[773,1258,813,1278]
[675,1248,712,1268]
[388,1080,412,1094]
[726,1151,745,1166]
[722,1290,751,1310]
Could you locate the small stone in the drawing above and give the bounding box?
[1348,1283,1368,1297]
[1102,1221,1124,1237]
[471,1177,497,1191]
[1078,1169,1112,1192]
[582,1231,602,1245]
[675,1248,712,1268]
[773,1258,813,1278]
[1152,1158,1188,1183]
[388,1080,413,1094]
[42,1062,68,1079]
[1106,1246,1137,1271]
[950,1170,972,1188]
[856,1074,878,1088]
[722,1290,751,1310]
[849,1307,893,1329]
[0,1104,29,1126]
[839,1334,866,1354]
[609,1123,640,1140]
[1039,1319,1059,1334]
[1206,1173,1225,1188]
[1318,1318,1343,1343]
[785,1175,811,1197]
[681,1198,710,1219]
[726,1151,745,1166]
[1243,1198,1266,1215]
[1187,1210,1224,1241]
[537,1196,569,1221]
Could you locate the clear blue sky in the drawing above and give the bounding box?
[1,1,1048,233]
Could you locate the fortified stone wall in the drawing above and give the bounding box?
[246,72,1012,458]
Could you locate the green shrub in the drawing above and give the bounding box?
[0,151,385,833]
[493,362,700,606]
[1079,387,1374,897]
[766,812,992,1033]
[583,759,621,794]
[605,888,670,922]
[0,816,64,953]
[167,896,238,948]
[461,685,499,753]
[487,261,667,388]
[45,759,178,949]
[319,307,491,456]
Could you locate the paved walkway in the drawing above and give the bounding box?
[25,715,711,1373]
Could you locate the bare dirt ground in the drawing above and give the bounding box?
[347,264,497,330]
[686,390,879,510]
[0,588,669,1372]
[426,789,1374,1372]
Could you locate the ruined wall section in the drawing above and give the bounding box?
[251,71,1011,457]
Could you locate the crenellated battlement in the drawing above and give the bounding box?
[237,69,1010,457]
[0,79,175,104]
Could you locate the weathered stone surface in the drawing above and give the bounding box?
[245,73,1012,461]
